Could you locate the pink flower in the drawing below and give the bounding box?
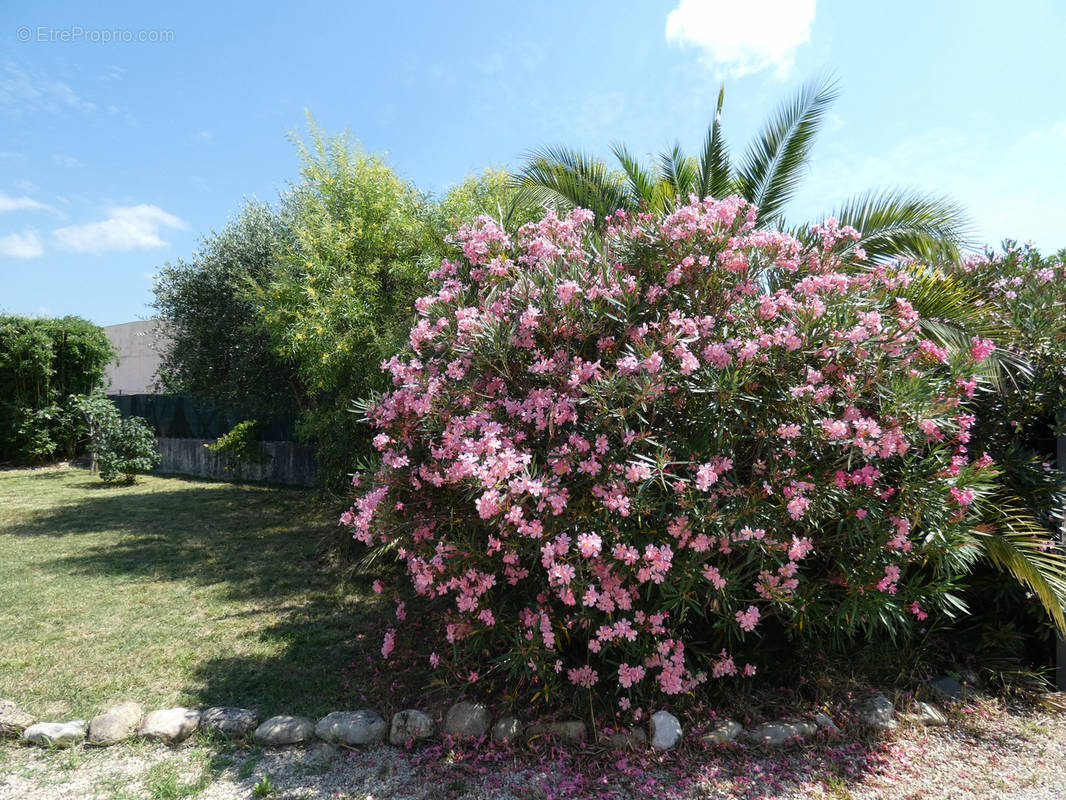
[776,423,801,439]
[917,339,948,363]
[877,564,901,594]
[712,650,737,678]
[788,536,813,561]
[557,280,581,304]
[787,495,812,520]
[576,532,602,558]
[624,462,652,483]
[694,457,732,491]
[702,342,731,369]
[970,338,996,362]
[641,352,663,373]
[346,197,1001,703]
[695,462,720,490]
[617,664,646,688]
[735,605,760,632]
[475,490,502,519]
[821,419,849,439]
[702,564,727,590]
[918,419,943,441]
[567,665,599,687]
[381,627,396,659]
[950,486,975,506]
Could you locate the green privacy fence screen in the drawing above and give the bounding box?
[107,394,299,442]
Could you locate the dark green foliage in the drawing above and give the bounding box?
[938,245,1066,680]
[813,189,970,265]
[70,392,120,472]
[152,126,544,494]
[153,202,301,418]
[96,415,161,484]
[734,75,839,225]
[72,392,159,484]
[0,315,113,462]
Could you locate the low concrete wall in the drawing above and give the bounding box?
[154,438,316,487]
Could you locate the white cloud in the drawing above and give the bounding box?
[665,0,816,78]
[0,230,44,258]
[0,61,95,115]
[0,192,46,213]
[52,153,82,168]
[100,65,127,82]
[52,205,185,254]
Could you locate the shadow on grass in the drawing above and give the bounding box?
[185,602,397,719]
[8,479,327,601]
[2,472,436,717]
[1,471,904,797]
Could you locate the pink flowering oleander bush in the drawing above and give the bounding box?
[951,243,1066,444]
[941,243,1066,664]
[342,196,997,707]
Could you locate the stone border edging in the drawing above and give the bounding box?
[0,687,957,755]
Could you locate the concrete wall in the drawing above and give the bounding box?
[104,320,172,395]
[154,438,316,487]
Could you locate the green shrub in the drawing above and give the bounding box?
[205,419,267,470]
[96,415,160,484]
[942,244,1066,680]
[0,315,113,462]
[153,202,299,419]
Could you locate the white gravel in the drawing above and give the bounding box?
[1,698,1064,800]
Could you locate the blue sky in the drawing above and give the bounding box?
[1,0,1064,326]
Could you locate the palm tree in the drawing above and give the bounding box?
[516,76,971,265]
[515,78,1066,641]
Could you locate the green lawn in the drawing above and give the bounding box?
[0,465,393,721]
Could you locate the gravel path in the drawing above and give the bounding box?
[2,698,1064,800]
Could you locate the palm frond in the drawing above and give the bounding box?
[350,536,403,579]
[973,494,1066,635]
[898,264,1004,337]
[658,143,699,203]
[514,145,631,223]
[610,142,660,211]
[893,262,1026,390]
[824,188,973,264]
[736,75,840,225]
[697,85,732,200]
